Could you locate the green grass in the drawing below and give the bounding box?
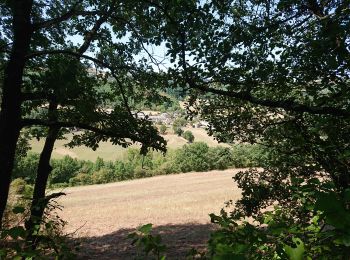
[29,127,227,162]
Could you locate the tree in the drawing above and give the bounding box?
[160,0,350,257]
[183,130,194,143]
[174,142,210,172]
[20,16,168,250]
[0,0,178,227]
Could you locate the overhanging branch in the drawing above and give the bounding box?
[21,118,129,138]
[193,84,350,117]
[20,118,166,152]
[25,50,137,73]
[32,0,103,30]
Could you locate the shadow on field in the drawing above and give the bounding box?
[74,223,216,260]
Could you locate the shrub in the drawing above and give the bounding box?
[207,146,232,170]
[78,160,94,174]
[69,172,92,186]
[0,196,77,259]
[207,178,350,259]
[174,142,210,172]
[50,156,80,184]
[173,117,187,127]
[5,179,33,228]
[91,168,115,184]
[183,130,194,143]
[153,161,180,175]
[13,153,39,184]
[128,224,167,260]
[10,178,28,195]
[126,148,154,170]
[231,144,267,168]
[114,161,134,180]
[173,126,184,136]
[94,157,105,171]
[159,124,167,135]
[134,166,152,179]
[172,117,187,136]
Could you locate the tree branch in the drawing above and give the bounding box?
[31,0,102,30]
[21,118,131,138]
[21,118,166,152]
[25,50,135,72]
[192,84,350,117]
[33,8,77,31]
[77,2,116,54]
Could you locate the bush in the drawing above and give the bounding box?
[10,178,29,195]
[173,126,184,136]
[0,196,77,259]
[183,130,194,143]
[91,168,115,184]
[13,153,39,184]
[128,224,167,259]
[159,124,167,134]
[12,144,268,188]
[69,172,92,186]
[174,142,211,172]
[94,157,105,171]
[173,117,187,127]
[231,144,267,168]
[50,156,80,184]
[114,161,134,181]
[173,117,187,136]
[134,166,152,179]
[207,146,232,170]
[207,178,350,259]
[153,161,180,175]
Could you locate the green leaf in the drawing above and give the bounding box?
[8,226,27,239]
[138,223,153,234]
[284,238,305,260]
[315,192,350,229]
[344,189,350,202]
[12,206,25,214]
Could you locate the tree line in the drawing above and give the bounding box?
[13,143,267,187]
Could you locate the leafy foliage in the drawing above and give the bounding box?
[159,124,167,135]
[160,1,350,258]
[208,179,350,259]
[0,187,75,259]
[183,130,195,143]
[14,144,266,187]
[128,223,167,260]
[172,117,187,136]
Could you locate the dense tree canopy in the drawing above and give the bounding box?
[0,0,177,227]
[160,1,350,258]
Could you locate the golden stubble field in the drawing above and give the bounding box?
[56,169,242,259]
[30,127,228,161]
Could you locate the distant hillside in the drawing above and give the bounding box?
[29,127,228,161]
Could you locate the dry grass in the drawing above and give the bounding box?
[164,127,229,149]
[30,128,225,161]
[56,169,242,259]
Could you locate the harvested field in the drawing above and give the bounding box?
[30,128,224,161]
[56,169,242,259]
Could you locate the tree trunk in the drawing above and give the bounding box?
[0,0,33,228]
[25,102,59,248]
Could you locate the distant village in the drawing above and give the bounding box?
[134,111,209,129]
